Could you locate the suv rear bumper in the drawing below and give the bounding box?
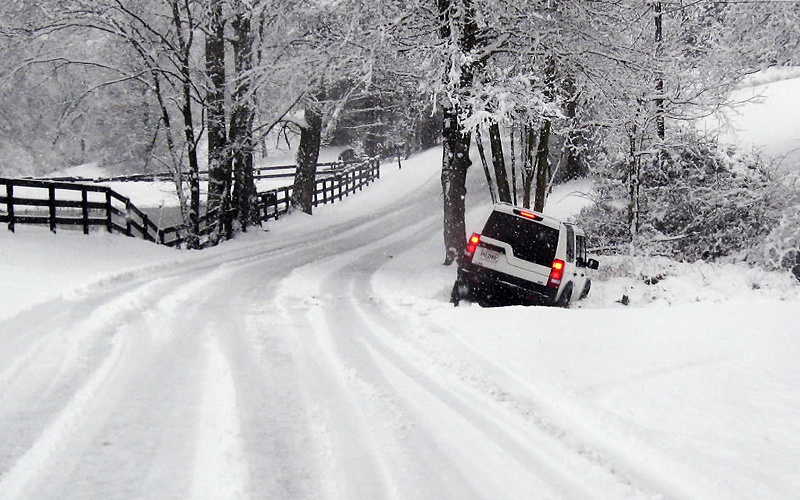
[455,262,557,305]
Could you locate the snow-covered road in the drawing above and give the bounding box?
[1,148,799,499]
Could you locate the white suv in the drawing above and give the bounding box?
[451,203,599,307]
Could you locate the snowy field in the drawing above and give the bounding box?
[1,76,799,499]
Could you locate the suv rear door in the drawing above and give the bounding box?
[479,211,558,284]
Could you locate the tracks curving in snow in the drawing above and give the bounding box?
[3,157,788,500]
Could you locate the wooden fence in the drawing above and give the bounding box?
[1,158,380,248]
[28,161,347,183]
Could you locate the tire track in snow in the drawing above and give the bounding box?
[191,333,250,500]
[252,192,684,499]
[0,261,248,499]
[340,238,704,500]
[272,290,406,500]
[0,277,172,486]
[307,236,602,499]
[0,321,133,500]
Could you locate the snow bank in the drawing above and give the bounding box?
[0,228,187,322]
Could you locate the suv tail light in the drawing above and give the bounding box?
[547,259,565,288]
[465,233,481,258]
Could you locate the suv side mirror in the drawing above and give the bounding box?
[587,258,599,270]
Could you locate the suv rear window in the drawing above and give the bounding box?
[481,211,558,266]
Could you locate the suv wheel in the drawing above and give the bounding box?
[451,279,469,306]
[579,279,592,300]
[555,285,572,308]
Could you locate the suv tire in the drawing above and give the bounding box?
[555,284,572,308]
[450,279,469,306]
[579,279,592,300]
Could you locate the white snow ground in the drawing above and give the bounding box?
[2,77,800,499]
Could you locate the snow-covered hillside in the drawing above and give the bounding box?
[1,76,799,499]
[706,66,800,170]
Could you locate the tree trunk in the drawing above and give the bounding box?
[292,105,323,215]
[437,0,480,266]
[560,74,586,182]
[522,123,535,209]
[488,121,511,203]
[654,1,665,141]
[170,0,200,248]
[182,87,201,248]
[475,127,496,203]
[628,131,641,238]
[510,123,518,205]
[533,119,551,212]
[205,0,229,243]
[441,103,472,265]
[230,6,256,231]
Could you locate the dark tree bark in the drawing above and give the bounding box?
[488,121,511,203]
[205,0,229,242]
[438,0,481,265]
[560,74,586,182]
[522,123,535,209]
[441,104,472,265]
[230,6,257,231]
[531,54,556,212]
[533,119,551,212]
[628,129,641,237]
[292,105,323,215]
[475,126,496,203]
[510,124,518,205]
[654,1,665,141]
[170,0,200,248]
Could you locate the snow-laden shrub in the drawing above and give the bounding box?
[579,139,786,263]
[582,254,800,307]
[747,201,800,275]
[647,143,782,261]
[575,178,630,253]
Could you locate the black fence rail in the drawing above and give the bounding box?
[264,158,380,221]
[2,159,381,248]
[162,159,381,245]
[0,177,176,244]
[28,161,349,183]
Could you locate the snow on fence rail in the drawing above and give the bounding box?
[27,161,346,183]
[1,159,380,248]
[0,176,178,245]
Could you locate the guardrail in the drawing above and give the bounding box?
[1,158,381,248]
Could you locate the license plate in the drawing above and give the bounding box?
[476,247,499,265]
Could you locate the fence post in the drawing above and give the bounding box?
[125,199,133,236]
[6,183,14,233]
[142,214,150,241]
[349,170,354,195]
[82,190,89,235]
[105,190,113,233]
[49,186,57,233]
[338,173,344,201]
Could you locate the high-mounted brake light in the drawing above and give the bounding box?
[547,259,565,288]
[513,209,541,221]
[465,233,481,256]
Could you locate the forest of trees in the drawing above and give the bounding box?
[1,1,798,266]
